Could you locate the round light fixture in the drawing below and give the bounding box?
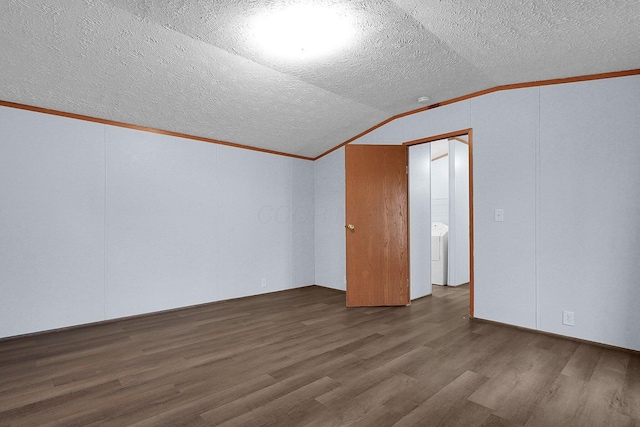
[417,96,431,103]
[253,5,355,60]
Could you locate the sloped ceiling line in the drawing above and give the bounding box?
[1,0,639,158]
[0,99,315,160]
[3,68,638,163]
[312,67,640,160]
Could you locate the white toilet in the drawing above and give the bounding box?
[431,222,449,285]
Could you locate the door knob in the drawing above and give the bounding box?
[347,224,355,231]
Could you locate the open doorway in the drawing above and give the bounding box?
[431,135,470,287]
[406,129,474,316]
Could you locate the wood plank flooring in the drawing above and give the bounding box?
[1,284,639,426]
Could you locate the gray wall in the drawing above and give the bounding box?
[0,106,315,338]
[317,74,640,351]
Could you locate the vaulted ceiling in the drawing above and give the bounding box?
[1,0,639,158]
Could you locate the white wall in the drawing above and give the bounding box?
[537,76,640,348]
[409,143,431,299]
[448,140,470,286]
[471,88,538,328]
[431,154,449,225]
[0,109,106,337]
[291,158,316,290]
[105,127,219,318]
[0,106,315,338]
[314,147,346,290]
[321,74,640,351]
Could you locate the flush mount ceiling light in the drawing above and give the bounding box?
[417,96,431,103]
[252,4,355,60]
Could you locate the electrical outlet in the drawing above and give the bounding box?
[261,278,267,288]
[562,310,575,326]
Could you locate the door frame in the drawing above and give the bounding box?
[403,128,475,316]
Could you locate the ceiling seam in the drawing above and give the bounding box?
[313,67,640,160]
[0,68,638,162]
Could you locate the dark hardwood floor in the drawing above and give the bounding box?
[1,284,639,426]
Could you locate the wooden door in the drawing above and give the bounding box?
[345,144,409,307]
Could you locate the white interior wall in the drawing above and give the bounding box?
[409,143,432,299]
[0,109,106,337]
[537,76,640,348]
[105,127,220,318]
[331,74,640,351]
[291,158,316,290]
[431,152,449,225]
[0,106,315,339]
[215,144,304,302]
[471,88,538,328]
[447,140,471,287]
[313,147,346,291]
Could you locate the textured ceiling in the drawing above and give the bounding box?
[1,0,639,158]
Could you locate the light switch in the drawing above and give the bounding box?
[494,209,504,222]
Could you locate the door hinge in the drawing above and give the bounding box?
[406,165,408,174]
[407,279,409,287]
